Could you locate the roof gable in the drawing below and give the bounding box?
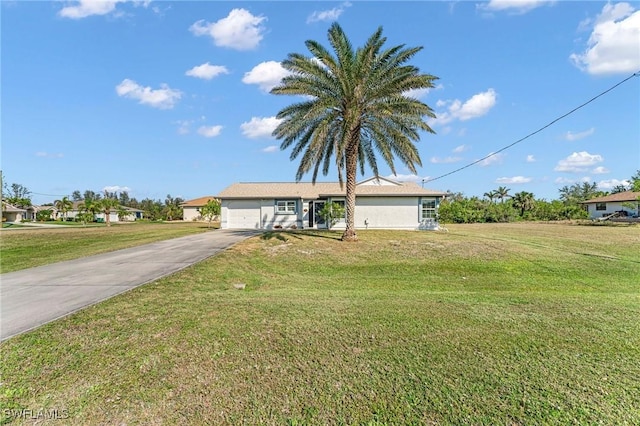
[583,191,640,203]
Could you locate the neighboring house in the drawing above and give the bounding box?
[25,205,57,221]
[582,191,640,219]
[181,196,218,221]
[65,201,143,222]
[217,176,447,230]
[2,201,26,222]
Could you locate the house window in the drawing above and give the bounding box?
[595,203,606,211]
[276,200,297,214]
[421,198,437,220]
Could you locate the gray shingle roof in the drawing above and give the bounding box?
[217,179,446,199]
[583,191,640,203]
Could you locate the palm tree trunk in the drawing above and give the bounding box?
[342,142,359,242]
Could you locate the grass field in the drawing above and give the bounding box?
[0,222,211,273]
[1,223,639,425]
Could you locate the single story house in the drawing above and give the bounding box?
[181,196,218,221]
[217,176,447,230]
[65,201,143,222]
[582,191,640,219]
[2,201,26,222]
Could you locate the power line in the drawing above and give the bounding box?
[422,70,640,185]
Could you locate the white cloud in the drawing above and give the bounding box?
[598,179,630,189]
[526,155,536,162]
[103,185,132,193]
[240,116,282,139]
[478,152,505,167]
[554,151,604,172]
[175,120,193,135]
[570,3,640,75]
[495,176,532,184]
[242,61,291,92]
[563,127,595,141]
[116,79,182,109]
[189,9,266,50]
[197,125,223,138]
[35,151,64,158]
[185,63,229,80]
[479,0,552,14]
[452,144,469,153]
[432,89,497,126]
[430,156,463,164]
[307,2,351,23]
[262,145,279,153]
[58,0,126,19]
[591,166,610,174]
[555,176,592,185]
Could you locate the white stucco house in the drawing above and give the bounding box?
[181,196,218,221]
[582,191,640,219]
[217,177,447,230]
[2,201,26,222]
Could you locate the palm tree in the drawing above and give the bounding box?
[495,186,511,203]
[512,191,536,217]
[54,196,73,221]
[77,198,99,225]
[98,197,120,227]
[483,190,498,203]
[272,23,437,241]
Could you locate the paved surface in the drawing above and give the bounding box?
[0,229,259,341]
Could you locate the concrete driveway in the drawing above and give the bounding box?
[0,229,259,341]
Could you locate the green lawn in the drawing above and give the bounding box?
[0,222,212,273]
[1,223,639,425]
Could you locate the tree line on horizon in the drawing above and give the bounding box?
[438,170,640,224]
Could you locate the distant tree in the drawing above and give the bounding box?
[163,194,183,221]
[98,197,120,227]
[495,186,511,203]
[512,191,536,217]
[36,209,53,222]
[271,23,438,241]
[198,199,221,228]
[317,201,345,229]
[72,190,83,201]
[140,198,162,221]
[116,205,130,222]
[630,170,640,192]
[83,190,101,202]
[559,182,602,204]
[611,184,629,194]
[3,182,32,208]
[54,196,73,221]
[77,198,99,225]
[483,190,498,203]
[118,191,131,206]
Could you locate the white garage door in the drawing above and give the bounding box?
[227,200,261,229]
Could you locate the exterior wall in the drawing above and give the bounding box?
[183,206,201,222]
[2,211,24,222]
[221,196,442,230]
[331,197,420,230]
[587,201,637,219]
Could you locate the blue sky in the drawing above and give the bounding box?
[2,1,639,205]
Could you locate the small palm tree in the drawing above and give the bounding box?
[496,186,511,203]
[272,23,437,241]
[54,196,73,221]
[98,197,120,227]
[78,198,98,225]
[512,191,536,217]
[483,190,498,203]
